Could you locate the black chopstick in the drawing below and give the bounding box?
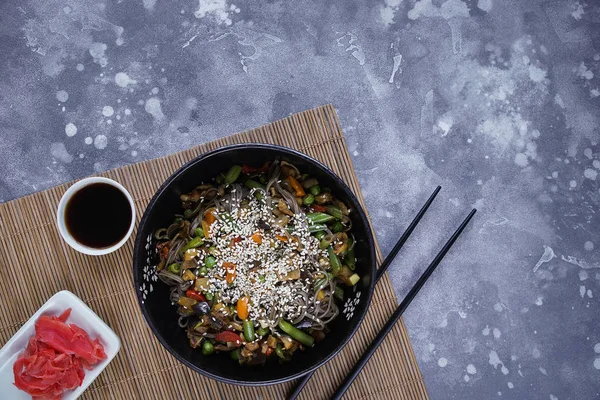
[330,208,477,399]
[286,186,441,400]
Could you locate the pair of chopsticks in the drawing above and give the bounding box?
[287,186,476,399]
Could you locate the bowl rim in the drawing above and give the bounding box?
[132,143,377,386]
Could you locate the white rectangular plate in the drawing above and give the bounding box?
[0,290,121,399]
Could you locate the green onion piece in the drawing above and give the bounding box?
[306,212,335,224]
[258,275,266,282]
[201,340,214,355]
[205,292,213,301]
[243,320,255,342]
[319,236,333,250]
[309,185,321,196]
[224,165,242,184]
[278,319,315,347]
[327,247,342,276]
[208,246,217,255]
[199,266,208,276]
[334,286,344,301]
[205,255,216,269]
[182,237,203,252]
[257,327,269,337]
[194,227,205,238]
[244,179,265,190]
[167,263,181,274]
[230,348,240,360]
[303,194,315,205]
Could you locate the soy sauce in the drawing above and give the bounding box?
[65,183,132,248]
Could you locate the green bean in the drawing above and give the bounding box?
[309,185,321,196]
[334,286,344,301]
[257,327,269,337]
[345,238,356,270]
[327,247,342,276]
[326,206,344,220]
[278,320,315,347]
[182,236,203,252]
[224,165,242,184]
[230,348,240,360]
[199,266,208,276]
[167,263,181,274]
[331,221,344,233]
[306,212,335,224]
[194,227,205,238]
[243,320,255,342]
[308,224,327,233]
[244,179,265,190]
[303,194,315,205]
[205,255,216,269]
[314,231,326,240]
[201,340,214,355]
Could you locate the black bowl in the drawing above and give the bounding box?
[133,143,376,385]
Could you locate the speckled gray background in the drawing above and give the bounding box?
[1,0,599,398]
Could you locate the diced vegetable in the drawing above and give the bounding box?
[182,237,203,252]
[257,327,269,337]
[278,320,314,347]
[178,297,197,308]
[194,277,210,292]
[331,221,344,233]
[301,177,318,189]
[186,289,206,302]
[230,348,241,360]
[243,320,255,342]
[205,255,216,269]
[199,266,208,276]
[223,262,236,284]
[287,176,305,197]
[326,206,344,220]
[309,185,321,196]
[315,192,332,204]
[194,228,204,238]
[202,340,214,355]
[312,204,328,213]
[224,165,242,184]
[167,263,181,274]
[244,179,265,190]
[182,269,196,281]
[237,296,249,320]
[251,232,263,244]
[302,194,314,205]
[215,331,242,346]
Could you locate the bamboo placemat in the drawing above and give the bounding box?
[0,105,428,399]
